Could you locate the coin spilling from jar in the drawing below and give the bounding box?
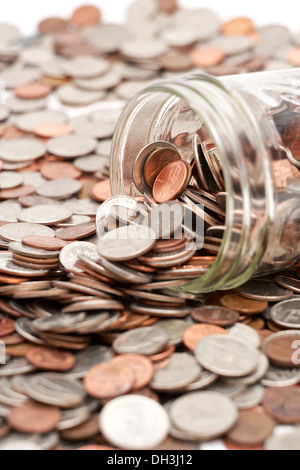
[0,0,300,452]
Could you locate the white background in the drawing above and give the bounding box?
[0,0,299,36]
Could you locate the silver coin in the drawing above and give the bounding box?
[227,323,260,349]
[0,23,20,45]
[237,279,293,301]
[97,224,156,262]
[15,318,44,344]
[0,222,54,242]
[59,241,98,273]
[99,256,153,284]
[37,179,82,200]
[115,61,157,80]
[75,70,121,91]
[57,84,105,106]
[75,154,108,173]
[211,35,254,56]
[96,140,112,158]
[0,138,46,162]
[113,326,168,356]
[195,335,259,378]
[47,135,97,159]
[172,8,220,41]
[32,313,86,333]
[9,242,60,260]
[116,80,152,100]
[155,319,188,345]
[0,253,49,277]
[7,96,46,114]
[0,358,36,377]
[20,46,55,67]
[227,351,269,386]
[62,56,109,79]
[58,405,91,432]
[21,172,47,189]
[63,198,99,216]
[0,436,42,451]
[16,110,68,133]
[234,384,265,410]
[151,353,201,391]
[18,204,72,225]
[276,276,300,294]
[55,215,91,228]
[24,373,86,408]
[261,364,300,387]
[0,64,41,89]
[270,299,300,329]
[169,391,238,440]
[0,104,9,122]
[100,395,170,450]
[0,201,22,222]
[131,303,191,318]
[180,371,218,392]
[83,24,130,54]
[62,299,123,313]
[120,39,168,61]
[72,119,115,139]
[207,380,246,398]
[0,171,23,189]
[91,106,123,125]
[265,430,300,450]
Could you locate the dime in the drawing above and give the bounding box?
[195,335,259,377]
[0,138,46,162]
[47,135,97,159]
[151,353,201,391]
[270,299,300,329]
[37,179,82,200]
[99,395,170,450]
[169,391,238,440]
[8,402,61,434]
[18,205,72,225]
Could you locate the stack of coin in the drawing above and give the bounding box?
[0,0,300,452]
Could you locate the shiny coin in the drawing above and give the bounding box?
[0,223,54,242]
[195,335,259,377]
[0,172,23,190]
[220,293,268,315]
[18,205,72,225]
[111,354,154,390]
[228,351,269,386]
[55,222,96,241]
[97,225,156,262]
[0,138,46,162]
[26,347,76,372]
[47,135,97,158]
[84,361,134,399]
[100,395,170,450]
[228,323,260,349]
[74,155,108,173]
[37,179,82,200]
[16,110,67,133]
[169,391,238,440]
[270,299,300,329]
[153,161,191,203]
[22,236,67,251]
[113,326,168,356]
[8,402,61,434]
[183,324,228,351]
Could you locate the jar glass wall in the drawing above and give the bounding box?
[110,70,300,293]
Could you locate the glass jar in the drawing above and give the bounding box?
[110,70,300,293]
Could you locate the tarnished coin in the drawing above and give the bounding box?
[270,299,300,329]
[262,330,300,367]
[169,391,238,440]
[226,410,275,446]
[192,305,239,326]
[0,138,46,162]
[195,335,259,377]
[220,294,268,315]
[151,353,201,391]
[263,386,300,423]
[37,179,82,200]
[275,276,300,294]
[100,395,170,450]
[113,327,168,356]
[47,135,97,158]
[237,280,293,302]
[97,225,156,262]
[0,223,54,242]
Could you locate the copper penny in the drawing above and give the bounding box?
[41,162,82,180]
[34,122,73,139]
[55,222,96,240]
[226,410,275,446]
[84,362,134,399]
[61,415,99,442]
[220,294,268,315]
[148,344,175,362]
[22,235,67,251]
[190,46,225,67]
[71,5,101,27]
[224,440,264,451]
[38,17,69,34]
[77,445,115,451]
[263,387,300,424]
[15,82,52,100]
[8,401,61,434]
[0,421,10,440]
[90,179,112,202]
[222,17,255,35]
[26,346,76,371]
[262,332,300,367]
[6,342,35,357]
[0,317,15,337]
[283,116,300,161]
[153,161,191,203]
[143,146,182,188]
[0,185,35,200]
[0,333,23,345]
[183,324,228,351]
[192,305,239,327]
[111,354,154,390]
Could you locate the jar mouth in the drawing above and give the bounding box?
[111,73,273,293]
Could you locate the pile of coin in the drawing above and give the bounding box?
[0,0,300,452]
